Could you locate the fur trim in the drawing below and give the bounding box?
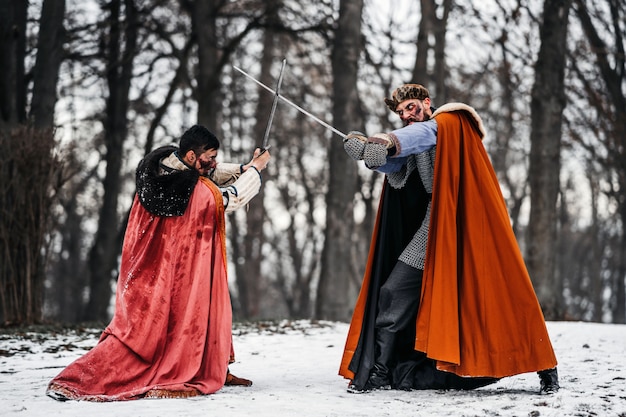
[135,146,199,216]
[432,103,486,139]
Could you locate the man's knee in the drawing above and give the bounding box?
[378,284,395,312]
[375,263,423,330]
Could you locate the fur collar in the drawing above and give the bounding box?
[432,103,486,139]
[135,146,199,216]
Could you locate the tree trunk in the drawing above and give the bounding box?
[51,196,88,322]
[411,0,451,101]
[234,5,282,319]
[0,1,64,325]
[191,0,220,129]
[617,211,626,323]
[85,0,138,321]
[315,0,363,321]
[586,173,603,322]
[412,0,432,83]
[526,0,571,320]
[30,0,66,128]
[0,0,27,129]
[432,0,451,102]
[573,0,626,324]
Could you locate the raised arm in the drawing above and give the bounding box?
[342,120,437,173]
[211,148,270,213]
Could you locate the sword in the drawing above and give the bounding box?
[261,58,287,151]
[233,64,347,139]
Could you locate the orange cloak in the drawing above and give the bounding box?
[340,109,557,381]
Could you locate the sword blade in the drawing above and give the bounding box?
[233,65,347,139]
[261,58,287,149]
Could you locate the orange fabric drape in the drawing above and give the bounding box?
[340,110,557,380]
[338,192,386,380]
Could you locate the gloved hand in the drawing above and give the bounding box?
[343,131,368,161]
[363,133,394,169]
[363,142,388,169]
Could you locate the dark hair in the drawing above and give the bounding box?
[179,125,220,155]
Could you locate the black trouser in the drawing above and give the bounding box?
[375,261,423,332]
[366,262,423,386]
[372,261,499,390]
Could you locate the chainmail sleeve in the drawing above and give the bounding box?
[387,155,417,189]
[398,146,436,269]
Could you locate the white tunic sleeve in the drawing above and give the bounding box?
[210,163,263,213]
[211,168,261,214]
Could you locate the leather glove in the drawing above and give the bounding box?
[343,131,368,161]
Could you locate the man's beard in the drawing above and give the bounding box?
[403,117,419,126]
[402,113,430,126]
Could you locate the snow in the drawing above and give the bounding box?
[1,320,625,417]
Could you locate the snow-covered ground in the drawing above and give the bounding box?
[1,320,625,417]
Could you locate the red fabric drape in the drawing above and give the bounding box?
[48,177,233,401]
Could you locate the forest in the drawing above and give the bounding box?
[0,0,624,326]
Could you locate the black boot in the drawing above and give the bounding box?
[347,329,395,393]
[538,367,559,395]
[362,365,392,391]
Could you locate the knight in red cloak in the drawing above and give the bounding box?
[340,84,559,394]
[47,125,270,401]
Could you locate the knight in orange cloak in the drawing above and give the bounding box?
[340,84,559,394]
[47,125,270,401]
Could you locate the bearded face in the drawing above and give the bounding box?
[395,98,431,126]
[193,149,218,176]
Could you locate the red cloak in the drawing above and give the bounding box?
[340,109,557,380]
[48,176,233,401]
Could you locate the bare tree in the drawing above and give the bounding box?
[42,3,113,323]
[488,1,532,235]
[411,0,452,101]
[229,1,283,319]
[525,0,572,320]
[0,127,64,325]
[46,166,95,323]
[315,0,364,321]
[571,0,626,323]
[24,0,625,325]
[187,0,267,129]
[0,0,27,129]
[0,0,66,325]
[30,0,66,128]
[84,0,139,321]
[187,0,221,129]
